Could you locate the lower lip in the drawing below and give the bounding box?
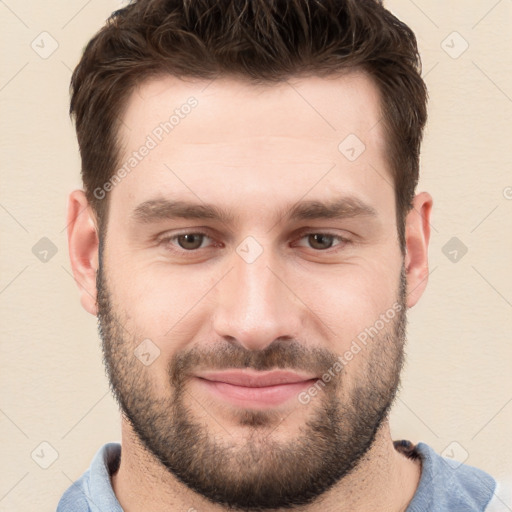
[194,378,318,408]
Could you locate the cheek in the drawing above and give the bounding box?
[107,261,218,349]
[294,258,401,347]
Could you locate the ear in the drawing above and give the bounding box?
[67,190,100,316]
[404,191,433,308]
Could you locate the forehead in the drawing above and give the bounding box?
[110,71,391,223]
[120,71,385,147]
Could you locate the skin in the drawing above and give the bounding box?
[67,71,432,511]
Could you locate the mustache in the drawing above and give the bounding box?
[168,338,340,386]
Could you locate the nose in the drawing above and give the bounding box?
[212,245,304,352]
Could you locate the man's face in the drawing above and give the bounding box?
[98,72,407,509]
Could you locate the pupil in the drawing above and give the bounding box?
[309,234,333,250]
[179,234,202,250]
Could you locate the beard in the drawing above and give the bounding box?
[97,257,407,511]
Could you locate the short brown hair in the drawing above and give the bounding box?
[70,0,427,250]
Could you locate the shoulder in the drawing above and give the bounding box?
[57,443,122,512]
[399,441,497,512]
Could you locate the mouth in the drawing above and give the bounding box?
[193,369,319,408]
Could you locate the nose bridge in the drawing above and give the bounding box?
[212,244,298,351]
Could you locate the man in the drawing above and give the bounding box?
[58,0,501,510]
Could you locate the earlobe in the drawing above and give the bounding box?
[404,191,433,308]
[67,190,100,316]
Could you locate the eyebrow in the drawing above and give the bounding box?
[287,197,377,221]
[130,196,377,225]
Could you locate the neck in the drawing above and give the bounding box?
[111,418,421,512]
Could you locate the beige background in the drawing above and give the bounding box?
[1,1,511,510]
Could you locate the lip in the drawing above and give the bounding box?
[193,370,318,408]
[195,369,318,387]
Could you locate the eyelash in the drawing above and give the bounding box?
[158,230,351,254]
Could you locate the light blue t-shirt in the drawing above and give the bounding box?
[57,441,501,511]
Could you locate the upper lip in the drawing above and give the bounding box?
[195,370,318,388]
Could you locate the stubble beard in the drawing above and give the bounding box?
[97,259,407,511]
